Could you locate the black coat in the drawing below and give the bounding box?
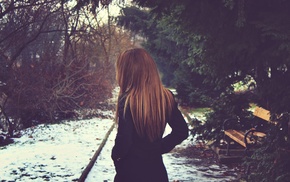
[111,94,188,182]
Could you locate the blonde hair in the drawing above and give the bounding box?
[116,48,175,142]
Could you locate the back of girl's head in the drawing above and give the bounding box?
[115,48,174,142]
[116,48,161,93]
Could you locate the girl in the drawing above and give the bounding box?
[112,48,188,182]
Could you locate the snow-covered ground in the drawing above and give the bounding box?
[0,110,114,182]
[86,123,238,182]
[0,110,238,182]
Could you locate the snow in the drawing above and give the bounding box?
[0,115,115,182]
[0,110,238,182]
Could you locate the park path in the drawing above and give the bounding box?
[85,123,239,182]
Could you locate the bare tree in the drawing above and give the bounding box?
[0,0,133,140]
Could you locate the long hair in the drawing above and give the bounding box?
[115,48,175,142]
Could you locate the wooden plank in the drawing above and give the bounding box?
[253,107,278,125]
[253,131,266,138]
[225,129,266,148]
[225,129,246,148]
[253,107,271,121]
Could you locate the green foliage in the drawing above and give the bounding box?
[73,0,114,13]
[117,7,151,35]
[173,64,218,107]
[117,5,219,105]
[129,0,290,124]
[127,0,290,180]
[117,6,187,87]
[192,91,252,142]
[245,115,290,181]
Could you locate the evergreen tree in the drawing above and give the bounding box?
[126,0,290,180]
